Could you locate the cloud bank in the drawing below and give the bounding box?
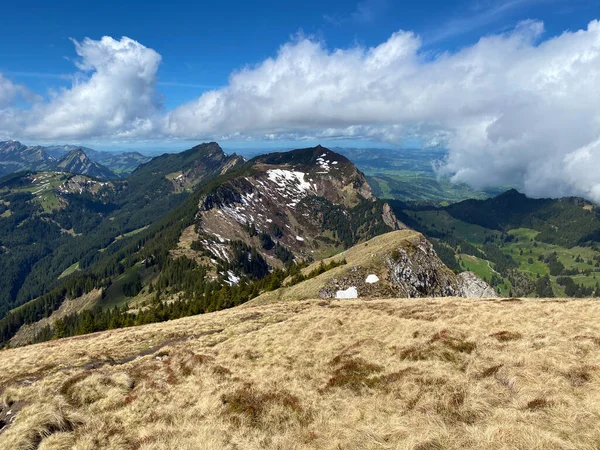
[2,21,600,202]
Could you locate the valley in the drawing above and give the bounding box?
[392,191,600,298]
[334,147,507,203]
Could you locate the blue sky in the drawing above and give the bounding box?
[1,0,600,201]
[1,0,595,110]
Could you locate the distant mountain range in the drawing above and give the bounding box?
[0,141,151,179]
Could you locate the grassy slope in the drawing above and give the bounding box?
[1,297,600,449]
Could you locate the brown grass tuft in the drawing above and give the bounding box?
[221,385,307,428]
[325,354,383,391]
[478,364,503,378]
[398,330,476,363]
[564,365,596,386]
[414,440,444,450]
[525,398,553,411]
[490,331,523,342]
[0,402,82,450]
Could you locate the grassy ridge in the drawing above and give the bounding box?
[2,297,600,449]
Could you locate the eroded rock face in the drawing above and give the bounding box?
[385,237,460,298]
[193,146,397,277]
[457,272,498,298]
[318,233,495,299]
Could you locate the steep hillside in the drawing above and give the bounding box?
[443,189,600,247]
[252,230,495,304]
[0,296,598,449]
[130,142,245,192]
[192,146,402,280]
[56,149,117,180]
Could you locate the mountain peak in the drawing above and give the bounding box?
[57,148,116,180]
[189,142,225,157]
[499,188,525,198]
[254,145,353,169]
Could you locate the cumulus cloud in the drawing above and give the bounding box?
[3,22,600,201]
[17,36,161,140]
[0,74,37,108]
[164,19,600,202]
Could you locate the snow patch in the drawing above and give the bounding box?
[365,274,380,284]
[227,271,240,285]
[316,156,330,172]
[267,169,312,193]
[296,236,305,241]
[336,287,358,299]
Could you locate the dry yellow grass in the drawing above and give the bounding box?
[1,297,600,449]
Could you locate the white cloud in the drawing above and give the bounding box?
[3,22,600,202]
[21,36,162,140]
[0,74,34,108]
[164,19,600,202]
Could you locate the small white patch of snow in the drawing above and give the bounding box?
[336,287,358,299]
[266,218,273,223]
[227,271,240,285]
[296,236,305,241]
[365,274,380,284]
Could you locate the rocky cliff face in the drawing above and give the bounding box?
[457,272,498,298]
[190,146,402,282]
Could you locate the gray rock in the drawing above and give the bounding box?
[457,272,498,298]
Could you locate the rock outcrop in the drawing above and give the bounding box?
[457,272,498,298]
[250,230,496,305]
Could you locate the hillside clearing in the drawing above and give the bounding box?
[1,297,600,449]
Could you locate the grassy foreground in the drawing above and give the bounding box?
[1,297,600,449]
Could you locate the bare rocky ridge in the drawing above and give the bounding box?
[457,271,499,298]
